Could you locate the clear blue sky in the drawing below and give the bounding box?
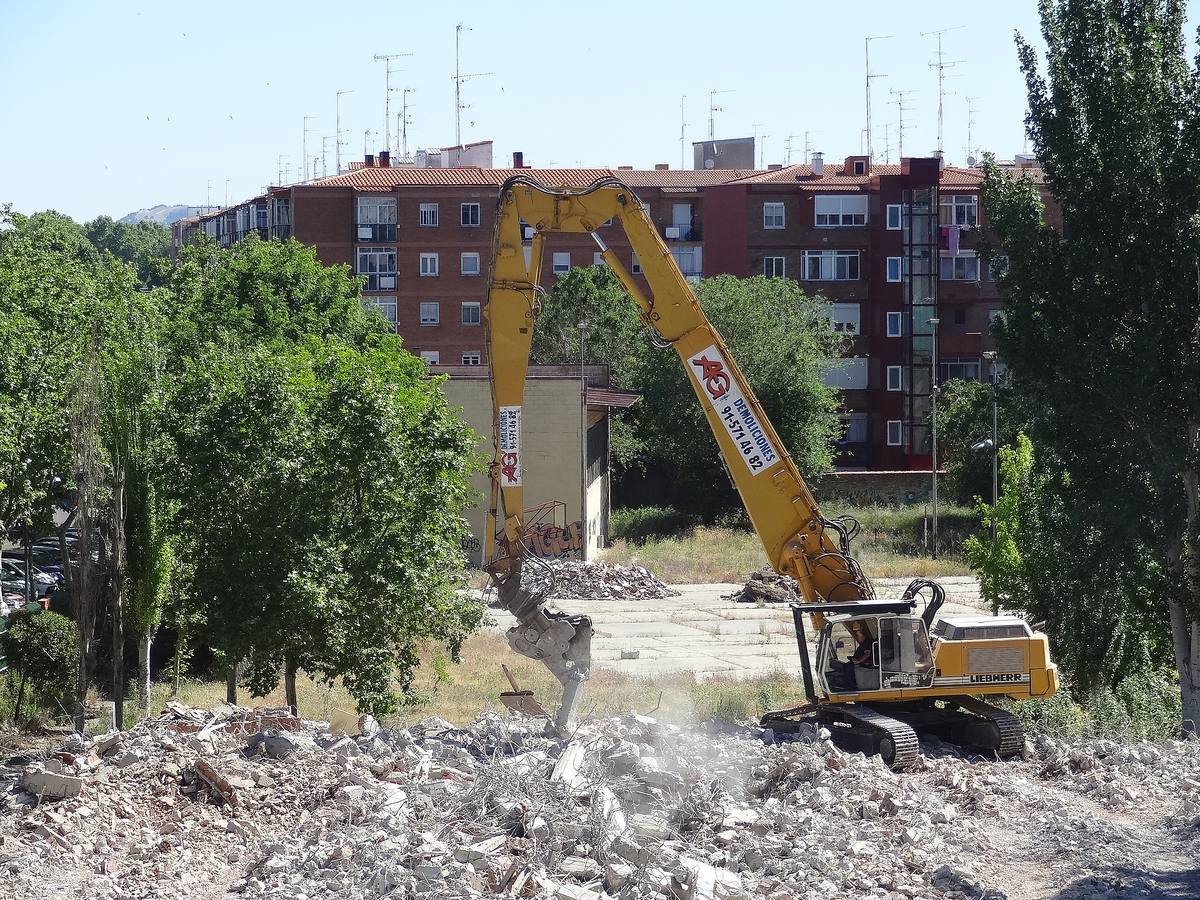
[2,0,1197,221]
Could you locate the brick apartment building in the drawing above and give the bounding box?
[175,150,1047,472]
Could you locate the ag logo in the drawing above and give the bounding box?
[501,452,519,484]
[691,354,730,400]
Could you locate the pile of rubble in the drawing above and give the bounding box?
[723,569,801,605]
[528,560,678,602]
[3,699,1200,900]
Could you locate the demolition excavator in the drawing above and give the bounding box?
[482,174,1057,768]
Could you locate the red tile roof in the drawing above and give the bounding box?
[304,166,766,191]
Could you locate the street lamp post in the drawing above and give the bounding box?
[983,350,999,540]
[929,317,941,558]
[578,321,591,562]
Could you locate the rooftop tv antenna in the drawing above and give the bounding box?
[784,134,802,165]
[865,34,892,162]
[889,89,917,158]
[804,130,821,163]
[321,135,334,179]
[277,154,289,185]
[364,129,375,155]
[302,116,317,182]
[374,52,413,153]
[921,26,966,153]
[336,90,355,173]
[679,95,689,170]
[399,88,416,157]
[708,88,733,140]
[964,95,980,163]
[454,23,493,148]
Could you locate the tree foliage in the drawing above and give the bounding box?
[83,216,171,287]
[532,267,843,516]
[981,0,1198,723]
[2,611,78,722]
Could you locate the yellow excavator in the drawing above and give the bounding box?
[482,175,1057,768]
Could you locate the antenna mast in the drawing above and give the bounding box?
[804,130,821,163]
[399,88,416,157]
[865,34,892,162]
[784,134,801,164]
[336,90,354,173]
[708,88,732,140]
[321,136,334,179]
[454,23,493,148]
[920,26,965,154]
[964,95,980,162]
[889,89,916,159]
[680,95,688,169]
[374,52,413,153]
[302,116,316,182]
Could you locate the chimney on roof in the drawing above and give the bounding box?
[655,163,669,170]
[811,152,824,176]
[767,163,783,170]
[379,151,390,167]
[365,153,375,167]
[618,165,633,170]
[513,151,524,167]
[934,150,945,171]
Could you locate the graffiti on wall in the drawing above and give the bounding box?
[497,520,584,560]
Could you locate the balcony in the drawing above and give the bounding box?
[357,223,397,242]
[664,224,701,241]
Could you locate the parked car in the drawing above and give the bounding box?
[1,558,58,598]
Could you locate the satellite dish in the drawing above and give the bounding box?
[967,155,978,167]
[704,158,715,169]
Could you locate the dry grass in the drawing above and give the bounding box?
[601,525,969,584]
[152,633,809,729]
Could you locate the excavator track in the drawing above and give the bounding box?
[881,697,1026,758]
[948,697,1026,757]
[764,703,919,769]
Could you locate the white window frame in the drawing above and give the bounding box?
[419,203,439,226]
[356,196,396,225]
[592,252,605,267]
[842,413,868,444]
[940,194,979,227]
[886,204,906,230]
[419,350,440,364]
[764,256,785,278]
[552,252,571,275]
[852,160,866,175]
[829,303,860,335]
[419,301,440,326]
[940,252,980,282]
[814,195,868,227]
[461,352,482,366]
[886,256,905,282]
[802,250,860,281]
[419,252,439,277]
[461,301,481,326]
[887,420,904,447]
[886,365,904,392]
[460,252,481,276]
[363,297,397,327]
[460,202,481,226]
[631,252,642,275]
[763,202,785,229]
[670,246,702,276]
[886,311,904,338]
[356,247,396,291]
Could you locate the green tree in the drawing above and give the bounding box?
[533,268,843,516]
[2,611,78,725]
[932,378,1029,505]
[83,216,171,287]
[981,0,1198,726]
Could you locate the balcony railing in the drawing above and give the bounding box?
[664,224,701,241]
[356,223,397,242]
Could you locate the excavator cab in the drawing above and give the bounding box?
[817,614,936,696]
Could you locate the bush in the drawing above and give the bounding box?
[1006,670,1182,741]
[609,506,698,545]
[2,610,77,726]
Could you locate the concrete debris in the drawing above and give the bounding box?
[1,699,1198,900]
[722,569,800,604]
[530,559,678,601]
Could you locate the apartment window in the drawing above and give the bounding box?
[592,252,605,267]
[886,204,906,230]
[803,250,859,281]
[357,247,396,291]
[939,357,981,382]
[886,256,906,282]
[670,246,701,277]
[814,195,867,227]
[461,301,481,325]
[764,256,786,278]
[821,357,868,389]
[461,202,481,226]
[461,352,482,366]
[886,311,904,338]
[357,196,396,241]
[631,252,642,275]
[829,303,860,335]
[853,160,866,175]
[887,420,904,446]
[763,202,785,229]
[272,198,291,227]
[419,301,440,325]
[940,252,980,281]
[939,194,979,227]
[886,365,904,392]
[461,252,481,276]
[841,413,868,443]
[419,253,439,277]
[419,203,439,226]
[362,297,397,329]
[419,350,440,364]
[552,252,572,275]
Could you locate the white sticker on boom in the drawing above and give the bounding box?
[498,405,522,486]
[686,344,780,476]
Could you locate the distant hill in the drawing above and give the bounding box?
[118,205,202,227]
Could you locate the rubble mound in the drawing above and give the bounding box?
[723,569,801,604]
[2,701,1200,899]
[528,559,678,601]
